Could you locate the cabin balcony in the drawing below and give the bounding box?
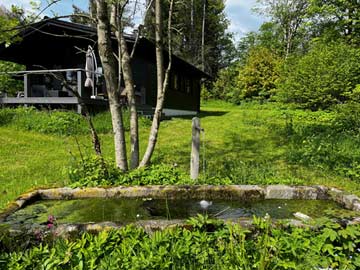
[0,68,157,116]
[0,68,107,113]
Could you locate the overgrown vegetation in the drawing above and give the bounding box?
[1,0,359,268]
[0,216,359,269]
[2,101,360,210]
[277,42,360,110]
[0,61,24,97]
[0,107,151,135]
[68,157,192,187]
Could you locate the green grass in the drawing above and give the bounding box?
[1,100,360,210]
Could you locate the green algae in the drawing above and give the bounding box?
[3,198,357,227]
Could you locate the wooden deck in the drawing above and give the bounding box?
[0,96,157,116]
[0,68,156,116]
[0,97,79,104]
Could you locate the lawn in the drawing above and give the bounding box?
[1,100,360,210]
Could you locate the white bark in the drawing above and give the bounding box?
[201,0,206,72]
[112,3,140,169]
[96,0,128,171]
[140,0,174,167]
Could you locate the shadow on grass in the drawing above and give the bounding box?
[167,110,229,121]
[153,127,286,182]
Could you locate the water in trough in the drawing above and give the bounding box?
[4,198,357,226]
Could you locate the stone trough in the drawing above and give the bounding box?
[0,185,359,235]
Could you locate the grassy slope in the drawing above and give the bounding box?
[1,100,360,210]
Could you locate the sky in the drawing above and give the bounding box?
[0,0,265,41]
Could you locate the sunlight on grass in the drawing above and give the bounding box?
[1,101,360,210]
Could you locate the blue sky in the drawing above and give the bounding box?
[1,0,265,41]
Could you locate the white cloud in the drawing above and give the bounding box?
[224,0,265,41]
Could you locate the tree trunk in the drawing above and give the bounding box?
[140,0,174,167]
[201,0,206,72]
[89,0,97,23]
[112,3,140,170]
[190,0,194,52]
[96,0,128,171]
[119,33,139,169]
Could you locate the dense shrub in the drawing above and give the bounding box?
[277,42,360,110]
[237,47,282,101]
[207,47,281,104]
[0,61,24,97]
[205,63,241,103]
[68,155,308,188]
[68,155,121,187]
[69,156,192,187]
[331,102,360,133]
[1,217,359,269]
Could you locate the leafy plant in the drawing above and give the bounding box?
[237,47,282,101]
[1,216,359,269]
[277,42,360,110]
[0,107,151,136]
[68,155,121,187]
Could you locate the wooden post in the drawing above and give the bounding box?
[77,70,83,114]
[191,117,201,180]
[24,74,30,97]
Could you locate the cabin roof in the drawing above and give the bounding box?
[0,18,210,78]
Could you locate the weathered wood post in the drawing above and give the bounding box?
[23,74,30,98]
[23,74,30,107]
[77,70,83,114]
[191,117,201,180]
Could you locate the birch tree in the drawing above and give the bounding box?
[110,2,139,169]
[94,0,175,170]
[255,0,310,58]
[96,0,128,171]
[140,0,174,166]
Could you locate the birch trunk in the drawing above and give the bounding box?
[112,3,140,169]
[140,0,174,167]
[119,34,139,169]
[96,0,128,171]
[201,0,206,72]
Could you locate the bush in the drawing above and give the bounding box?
[277,42,360,110]
[207,47,282,104]
[206,63,241,103]
[331,102,360,133]
[237,47,282,101]
[0,107,151,135]
[13,107,86,135]
[68,155,121,187]
[69,157,192,187]
[0,61,24,97]
[1,217,359,269]
[0,108,16,126]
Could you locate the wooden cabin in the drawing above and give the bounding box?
[0,19,208,116]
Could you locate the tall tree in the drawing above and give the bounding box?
[0,6,25,96]
[144,0,234,75]
[94,0,175,170]
[110,2,140,169]
[140,0,174,167]
[95,0,129,171]
[255,0,310,58]
[309,0,360,45]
